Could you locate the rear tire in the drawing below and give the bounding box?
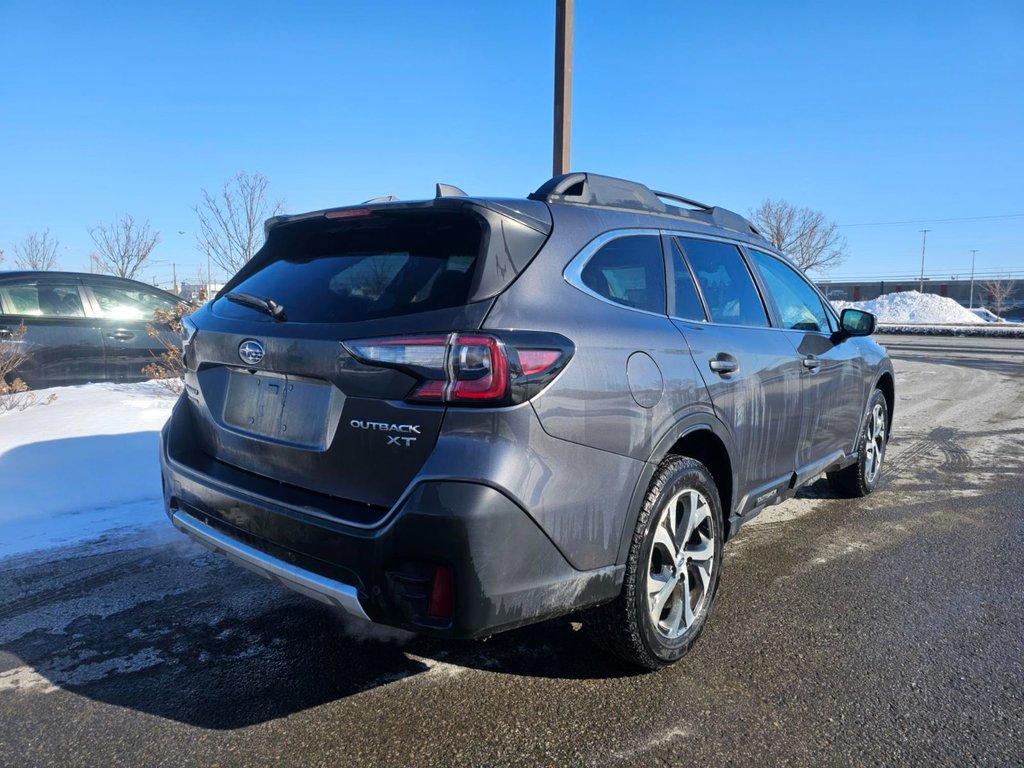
[827,388,888,498]
[586,456,723,670]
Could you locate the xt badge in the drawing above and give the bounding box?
[350,419,421,447]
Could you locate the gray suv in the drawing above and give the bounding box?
[160,173,893,669]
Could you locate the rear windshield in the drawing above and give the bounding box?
[221,211,482,323]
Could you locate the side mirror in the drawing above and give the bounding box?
[840,308,876,337]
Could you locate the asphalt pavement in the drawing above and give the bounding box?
[1,334,1022,767]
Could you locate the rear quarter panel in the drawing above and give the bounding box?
[481,208,719,567]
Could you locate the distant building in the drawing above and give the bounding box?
[815,277,1023,319]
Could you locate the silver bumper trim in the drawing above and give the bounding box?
[171,509,370,621]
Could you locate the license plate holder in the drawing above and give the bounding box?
[222,370,333,450]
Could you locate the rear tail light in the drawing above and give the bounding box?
[343,331,573,406]
[517,349,561,375]
[450,335,508,401]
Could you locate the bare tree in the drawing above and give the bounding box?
[14,230,61,270]
[750,199,848,273]
[981,277,1016,317]
[194,171,283,276]
[89,215,160,279]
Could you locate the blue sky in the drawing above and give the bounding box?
[1,0,1021,286]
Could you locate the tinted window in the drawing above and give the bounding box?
[581,235,665,314]
[670,239,707,321]
[677,238,769,327]
[90,283,179,321]
[749,250,830,332]
[0,282,86,317]
[224,212,481,323]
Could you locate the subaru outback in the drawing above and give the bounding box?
[160,172,893,669]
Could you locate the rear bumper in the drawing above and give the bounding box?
[160,397,622,638]
[170,508,369,620]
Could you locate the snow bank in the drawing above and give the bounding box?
[0,382,175,558]
[832,291,984,325]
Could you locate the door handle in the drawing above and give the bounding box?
[709,354,738,376]
[106,330,135,342]
[802,356,821,370]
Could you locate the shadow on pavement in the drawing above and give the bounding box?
[0,538,639,730]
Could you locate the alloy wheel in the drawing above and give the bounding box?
[864,402,886,484]
[645,489,715,639]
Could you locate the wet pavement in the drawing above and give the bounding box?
[1,335,1022,767]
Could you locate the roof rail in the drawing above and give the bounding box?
[529,172,763,240]
[651,190,711,211]
[529,172,669,213]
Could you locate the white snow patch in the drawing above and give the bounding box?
[0,649,170,695]
[0,381,175,558]
[832,290,984,325]
[0,665,59,695]
[405,653,470,680]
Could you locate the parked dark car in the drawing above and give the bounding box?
[161,173,894,669]
[0,271,187,389]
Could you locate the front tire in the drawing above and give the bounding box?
[827,388,888,497]
[586,456,724,670]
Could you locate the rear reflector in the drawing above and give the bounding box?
[428,565,454,618]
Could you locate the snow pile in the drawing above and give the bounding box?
[832,291,984,325]
[0,382,175,558]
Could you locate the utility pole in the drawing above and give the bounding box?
[552,0,574,177]
[969,249,978,308]
[172,263,178,296]
[918,229,930,292]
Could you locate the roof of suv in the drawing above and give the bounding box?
[263,172,773,251]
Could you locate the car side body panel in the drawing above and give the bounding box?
[0,271,185,387]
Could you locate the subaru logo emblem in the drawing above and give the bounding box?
[238,339,265,365]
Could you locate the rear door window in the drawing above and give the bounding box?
[581,234,666,314]
[223,212,483,323]
[669,239,707,321]
[88,282,180,321]
[0,281,87,317]
[748,250,831,333]
[676,238,769,327]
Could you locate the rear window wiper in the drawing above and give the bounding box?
[225,291,287,321]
